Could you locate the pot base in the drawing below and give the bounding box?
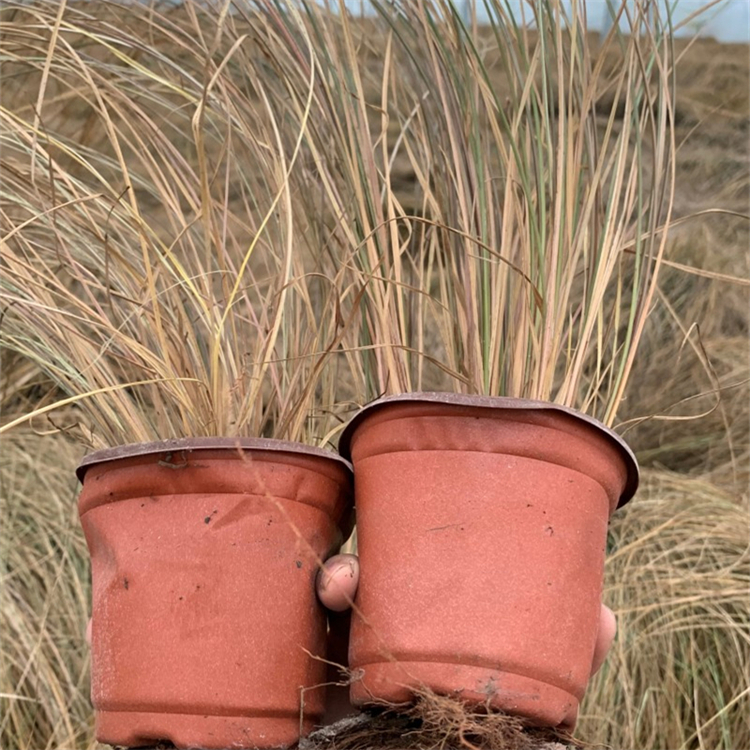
[96,709,313,750]
[350,661,578,730]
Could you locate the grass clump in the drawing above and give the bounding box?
[0,0,350,448]
[0,433,96,750]
[269,0,679,427]
[581,471,750,750]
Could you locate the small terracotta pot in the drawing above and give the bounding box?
[338,393,638,731]
[77,437,353,750]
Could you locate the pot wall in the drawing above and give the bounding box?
[78,442,352,750]
[343,398,632,730]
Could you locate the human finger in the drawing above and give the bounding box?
[316,553,359,612]
[590,603,617,676]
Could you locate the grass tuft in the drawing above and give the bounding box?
[581,471,750,750]
[0,0,351,448]
[0,433,96,750]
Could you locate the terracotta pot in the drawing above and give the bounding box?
[77,437,353,750]
[338,393,638,731]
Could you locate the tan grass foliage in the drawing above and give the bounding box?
[1,0,351,447]
[580,471,750,750]
[0,432,96,750]
[0,1,748,749]
[276,0,681,424]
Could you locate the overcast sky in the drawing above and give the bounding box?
[339,1,750,43]
[68,1,750,43]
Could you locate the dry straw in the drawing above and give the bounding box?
[0,432,94,750]
[266,0,680,427]
[580,471,750,750]
[1,2,748,750]
[0,0,351,448]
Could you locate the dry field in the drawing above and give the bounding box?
[0,2,748,749]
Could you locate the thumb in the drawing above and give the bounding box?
[591,603,617,677]
[316,553,359,612]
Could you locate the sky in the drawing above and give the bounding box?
[69,1,750,43]
[339,1,750,43]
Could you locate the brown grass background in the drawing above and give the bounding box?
[0,3,748,749]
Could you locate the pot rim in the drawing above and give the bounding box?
[76,436,352,482]
[338,392,638,507]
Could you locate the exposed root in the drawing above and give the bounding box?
[301,689,580,750]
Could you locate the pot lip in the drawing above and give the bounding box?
[76,436,352,482]
[338,392,639,507]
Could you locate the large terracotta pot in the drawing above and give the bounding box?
[77,437,353,750]
[338,393,638,731]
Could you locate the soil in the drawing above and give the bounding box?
[298,707,578,750]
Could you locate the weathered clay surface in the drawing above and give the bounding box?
[340,394,634,731]
[78,439,353,750]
